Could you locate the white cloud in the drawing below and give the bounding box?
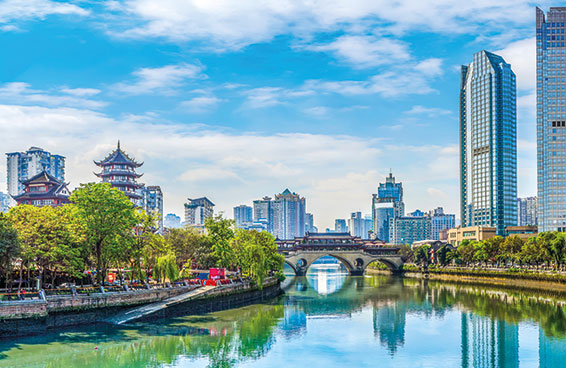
[242,87,285,109]
[60,87,101,97]
[181,95,221,113]
[114,63,204,95]
[0,82,106,109]
[306,35,410,68]
[405,105,452,117]
[496,37,536,91]
[106,0,535,51]
[0,0,88,25]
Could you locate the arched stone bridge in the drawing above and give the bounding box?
[277,233,404,276]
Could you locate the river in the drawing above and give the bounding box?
[1,265,566,367]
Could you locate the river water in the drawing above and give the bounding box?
[1,266,566,367]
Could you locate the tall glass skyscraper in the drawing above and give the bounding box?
[460,50,517,236]
[536,7,566,232]
[372,172,405,242]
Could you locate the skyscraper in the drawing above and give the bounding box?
[429,207,456,240]
[372,172,404,242]
[305,212,315,233]
[517,196,538,226]
[460,50,517,236]
[6,147,65,197]
[234,204,253,227]
[271,189,306,239]
[536,7,566,232]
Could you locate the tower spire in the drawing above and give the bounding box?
[117,140,121,150]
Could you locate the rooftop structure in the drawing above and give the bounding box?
[12,171,71,207]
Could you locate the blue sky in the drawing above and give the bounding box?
[0,0,552,229]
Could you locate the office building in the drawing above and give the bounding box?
[164,213,182,229]
[447,226,497,247]
[6,146,65,197]
[460,50,517,236]
[305,212,315,233]
[429,207,456,241]
[335,219,347,233]
[94,141,144,205]
[536,7,566,232]
[184,197,214,227]
[372,172,404,242]
[234,205,253,228]
[517,196,538,226]
[348,212,372,239]
[253,196,272,230]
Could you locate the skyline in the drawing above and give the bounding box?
[0,0,551,230]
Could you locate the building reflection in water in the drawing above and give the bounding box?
[461,313,519,368]
[539,328,566,368]
[372,302,406,356]
[306,256,348,295]
[280,304,307,339]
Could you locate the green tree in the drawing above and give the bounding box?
[128,210,158,282]
[70,183,138,285]
[231,229,283,288]
[414,245,431,268]
[154,253,179,282]
[456,240,476,266]
[501,235,524,265]
[205,215,235,268]
[0,213,19,288]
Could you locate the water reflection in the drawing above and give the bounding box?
[2,270,566,367]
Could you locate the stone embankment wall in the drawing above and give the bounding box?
[0,280,281,337]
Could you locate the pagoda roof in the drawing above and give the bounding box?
[13,180,71,202]
[94,141,143,167]
[94,171,144,179]
[21,171,61,185]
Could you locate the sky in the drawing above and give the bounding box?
[0,0,553,230]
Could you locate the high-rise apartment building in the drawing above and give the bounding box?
[348,212,372,239]
[184,197,214,228]
[460,50,517,236]
[253,197,272,227]
[372,173,404,242]
[389,212,431,245]
[271,189,306,240]
[305,213,315,233]
[234,205,253,227]
[6,147,65,197]
[517,197,538,226]
[536,7,566,232]
[142,186,163,233]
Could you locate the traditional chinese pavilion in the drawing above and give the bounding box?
[94,141,143,204]
[12,171,71,207]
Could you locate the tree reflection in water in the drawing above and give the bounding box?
[1,274,566,367]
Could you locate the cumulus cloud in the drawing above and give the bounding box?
[0,82,106,109]
[0,0,88,26]
[114,63,205,95]
[496,37,536,91]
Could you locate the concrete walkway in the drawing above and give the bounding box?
[108,285,215,325]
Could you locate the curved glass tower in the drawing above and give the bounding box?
[460,50,517,236]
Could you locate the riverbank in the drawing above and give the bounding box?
[0,279,281,337]
[367,267,566,294]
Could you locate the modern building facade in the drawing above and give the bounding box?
[305,213,315,233]
[164,213,182,229]
[6,147,65,197]
[94,142,144,205]
[447,226,497,247]
[388,212,431,245]
[334,219,347,233]
[142,185,163,233]
[536,7,566,232]
[234,205,253,228]
[429,207,456,241]
[184,197,214,228]
[253,196,272,230]
[460,50,517,236]
[271,189,306,240]
[517,196,538,226]
[372,172,405,242]
[348,212,372,239]
[12,171,71,207]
